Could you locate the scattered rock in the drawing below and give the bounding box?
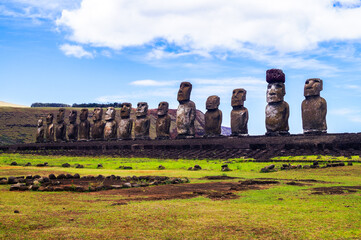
[7,176,17,184]
[36,164,45,167]
[261,164,276,173]
[0,179,8,184]
[194,165,202,170]
[158,165,165,170]
[49,174,56,179]
[97,164,103,168]
[73,173,80,179]
[119,166,132,169]
[57,174,66,179]
[10,162,17,166]
[348,162,353,166]
[66,174,73,179]
[123,183,132,188]
[187,167,193,171]
[76,164,84,168]
[14,210,19,213]
[24,162,32,166]
[62,163,70,168]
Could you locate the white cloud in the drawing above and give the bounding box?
[59,44,93,58]
[57,0,361,55]
[130,79,176,86]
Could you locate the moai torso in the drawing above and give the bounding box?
[55,108,67,142]
[134,102,150,139]
[156,101,171,139]
[230,88,248,136]
[265,69,289,136]
[156,115,171,139]
[45,113,54,142]
[204,95,222,137]
[231,107,248,135]
[176,82,196,138]
[302,78,327,134]
[36,119,44,143]
[118,103,133,140]
[78,109,90,141]
[91,108,105,140]
[265,101,289,134]
[104,107,117,140]
[67,110,78,141]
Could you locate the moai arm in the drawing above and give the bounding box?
[165,115,171,134]
[145,118,150,135]
[218,110,223,133]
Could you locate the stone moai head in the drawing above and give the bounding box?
[37,118,43,127]
[206,95,220,110]
[120,103,132,118]
[46,113,54,124]
[177,82,192,102]
[80,109,88,121]
[136,102,148,117]
[105,107,116,121]
[157,101,169,116]
[57,108,65,123]
[231,88,247,107]
[266,69,286,103]
[304,78,323,97]
[92,108,103,121]
[69,110,77,123]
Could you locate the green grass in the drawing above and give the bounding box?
[0,154,361,239]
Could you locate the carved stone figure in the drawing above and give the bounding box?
[231,88,249,136]
[91,108,105,140]
[78,109,90,141]
[176,82,196,138]
[104,107,117,140]
[118,103,133,140]
[156,101,171,139]
[45,113,54,142]
[55,108,67,142]
[36,118,44,143]
[134,102,150,139]
[204,95,222,137]
[302,78,327,134]
[265,69,289,136]
[67,110,78,141]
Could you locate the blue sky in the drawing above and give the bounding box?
[2,0,361,135]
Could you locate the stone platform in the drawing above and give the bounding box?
[1,133,361,160]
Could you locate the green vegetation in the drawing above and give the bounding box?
[0,154,360,239]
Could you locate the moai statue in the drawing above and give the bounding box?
[36,118,44,143]
[78,109,90,141]
[176,82,196,138]
[204,95,222,137]
[104,107,117,140]
[302,78,327,134]
[67,110,78,142]
[91,108,105,140]
[156,101,171,139]
[231,88,249,136]
[134,102,150,140]
[45,113,54,142]
[118,103,133,140]
[265,69,289,136]
[55,108,67,142]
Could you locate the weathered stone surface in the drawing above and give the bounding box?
[62,163,70,168]
[158,165,165,170]
[265,69,289,136]
[67,110,78,141]
[55,108,67,142]
[45,113,54,142]
[302,78,327,134]
[231,88,248,136]
[134,102,150,140]
[118,103,133,140]
[91,108,105,140]
[97,164,103,168]
[78,109,90,141]
[204,95,222,137]
[176,82,196,138]
[104,107,117,140]
[10,161,17,166]
[123,182,132,188]
[156,102,171,139]
[36,118,44,143]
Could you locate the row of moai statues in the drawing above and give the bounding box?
[36,68,327,142]
[36,101,172,143]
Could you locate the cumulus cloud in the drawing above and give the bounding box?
[59,44,93,58]
[57,0,361,55]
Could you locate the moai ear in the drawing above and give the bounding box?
[319,79,323,92]
[242,89,247,101]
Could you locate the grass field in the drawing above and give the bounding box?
[0,154,360,239]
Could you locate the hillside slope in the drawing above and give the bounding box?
[0,107,206,145]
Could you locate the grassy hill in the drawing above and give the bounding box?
[0,107,205,145]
